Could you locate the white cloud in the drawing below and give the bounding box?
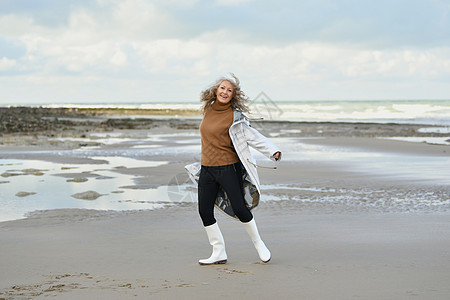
[111,0,171,37]
[110,49,128,66]
[0,57,16,70]
[1,0,449,103]
[0,14,34,36]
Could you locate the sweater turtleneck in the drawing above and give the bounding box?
[212,99,231,111]
[200,100,239,166]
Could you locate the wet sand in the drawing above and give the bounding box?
[0,207,449,299]
[0,108,449,299]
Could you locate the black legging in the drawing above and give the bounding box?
[198,162,253,226]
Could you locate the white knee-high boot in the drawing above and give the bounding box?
[199,222,227,265]
[243,218,271,263]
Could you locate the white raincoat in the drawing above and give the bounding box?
[185,109,281,219]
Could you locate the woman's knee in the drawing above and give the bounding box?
[198,200,215,226]
[233,207,253,223]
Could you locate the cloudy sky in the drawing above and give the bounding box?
[0,0,449,104]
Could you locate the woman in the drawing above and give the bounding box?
[187,74,281,265]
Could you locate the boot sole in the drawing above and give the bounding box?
[198,259,227,265]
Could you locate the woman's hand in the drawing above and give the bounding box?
[273,151,281,161]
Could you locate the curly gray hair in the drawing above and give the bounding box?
[200,73,250,114]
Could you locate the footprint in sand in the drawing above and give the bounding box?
[219,268,253,275]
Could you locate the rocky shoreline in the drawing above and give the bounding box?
[0,106,200,134]
[1,106,449,142]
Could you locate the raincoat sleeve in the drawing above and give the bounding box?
[242,123,281,161]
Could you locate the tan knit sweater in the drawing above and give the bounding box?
[200,100,239,166]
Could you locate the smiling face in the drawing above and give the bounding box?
[216,80,234,104]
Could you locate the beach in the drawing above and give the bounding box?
[1,107,449,299]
